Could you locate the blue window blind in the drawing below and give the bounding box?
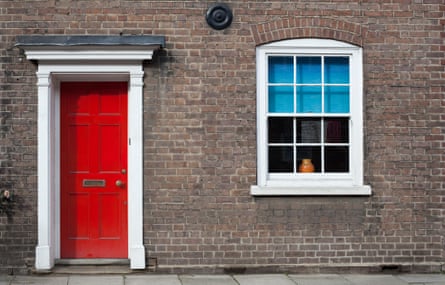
[297,57,321,84]
[296,86,322,113]
[268,56,293,83]
[267,56,350,114]
[325,86,349,113]
[268,86,293,112]
[324,57,349,84]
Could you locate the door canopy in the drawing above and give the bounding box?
[16,35,165,61]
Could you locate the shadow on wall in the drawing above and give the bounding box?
[1,190,14,221]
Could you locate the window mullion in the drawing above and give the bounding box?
[321,119,325,173]
[321,56,325,173]
[321,55,325,114]
[292,117,298,173]
[293,56,297,174]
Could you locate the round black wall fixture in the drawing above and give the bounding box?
[206,3,233,30]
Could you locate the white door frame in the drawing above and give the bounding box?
[20,46,157,270]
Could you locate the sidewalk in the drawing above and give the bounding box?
[1,274,445,285]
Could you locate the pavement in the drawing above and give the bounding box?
[1,274,445,285]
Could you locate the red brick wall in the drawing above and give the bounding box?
[0,0,444,274]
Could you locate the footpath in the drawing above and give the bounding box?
[1,273,445,285]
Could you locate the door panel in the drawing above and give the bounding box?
[66,193,90,239]
[60,82,128,258]
[98,125,122,171]
[98,193,122,238]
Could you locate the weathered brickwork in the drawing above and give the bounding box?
[0,0,444,274]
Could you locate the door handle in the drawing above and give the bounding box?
[115,180,124,187]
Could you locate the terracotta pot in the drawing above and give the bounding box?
[299,158,314,173]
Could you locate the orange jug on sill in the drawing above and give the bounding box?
[299,158,315,173]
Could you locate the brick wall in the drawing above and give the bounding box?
[0,0,444,274]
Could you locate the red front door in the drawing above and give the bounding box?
[60,82,128,258]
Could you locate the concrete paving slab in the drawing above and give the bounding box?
[68,275,123,285]
[0,275,12,285]
[234,274,295,285]
[10,276,68,285]
[398,274,445,284]
[289,274,353,285]
[344,275,407,285]
[125,275,182,285]
[180,275,238,285]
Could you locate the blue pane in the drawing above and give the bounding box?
[268,56,293,83]
[324,57,349,84]
[269,86,293,113]
[297,86,321,113]
[325,86,350,113]
[296,57,321,84]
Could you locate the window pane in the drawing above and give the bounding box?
[324,118,349,143]
[268,117,293,143]
[297,86,322,113]
[325,146,349,172]
[269,146,293,173]
[296,146,321,173]
[268,56,293,83]
[268,86,293,113]
[325,86,349,113]
[297,118,321,143]
[324,57,349,84]
[296,57,321,84]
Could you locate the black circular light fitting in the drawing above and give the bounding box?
[206,3,233,30]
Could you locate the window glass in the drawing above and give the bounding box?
[324,57,349,84]
[268,56,293,83]
[324,86,349,113]
[296,118,321,143]
[325,146,349,172]
[325,118,349,143]
[296,86,322,113]
[269,146,293,173]
[296,146,321,173]
[296,57,321,84]
[268,86,293,113]
[268,118,293,143]
[266,54,352,174]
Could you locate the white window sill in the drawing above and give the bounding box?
[250,185,372,196]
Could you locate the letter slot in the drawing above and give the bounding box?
[82,179,106,188]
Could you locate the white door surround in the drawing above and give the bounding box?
[16,35,164,271]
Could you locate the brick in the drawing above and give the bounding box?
[0,0,444,274]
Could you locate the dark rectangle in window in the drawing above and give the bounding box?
[297,118,321,143]
[324,118,349,143]
[325,146,349,172]
[268,117,293,143]
[269,146,293,173]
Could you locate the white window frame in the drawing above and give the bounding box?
[251,38,371,196]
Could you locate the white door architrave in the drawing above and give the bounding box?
[17,36,164,271]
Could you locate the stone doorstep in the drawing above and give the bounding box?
[49,259,132,275]
[55,259,130,266]
[50,265,133,275]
